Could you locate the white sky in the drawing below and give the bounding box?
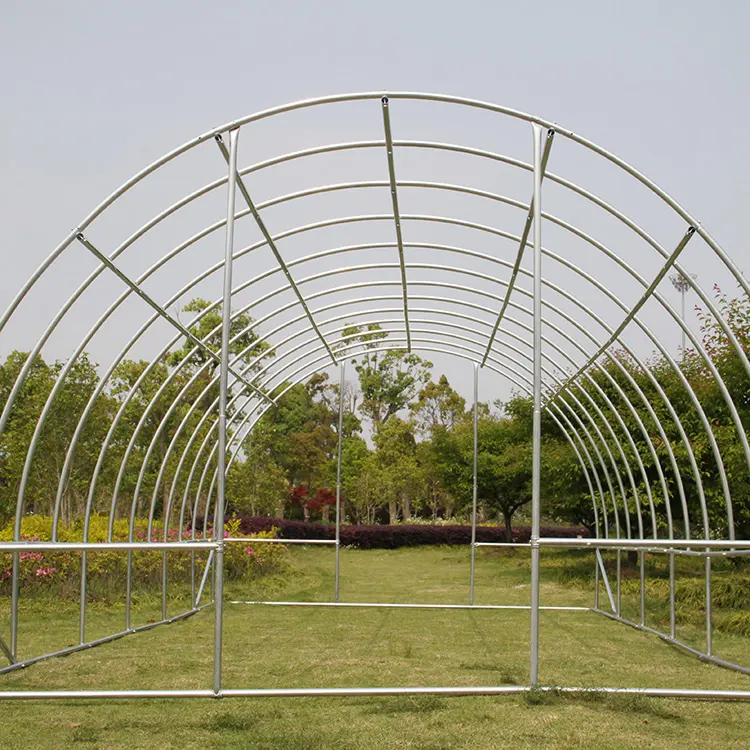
[1,0,748,415]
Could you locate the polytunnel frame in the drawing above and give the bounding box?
[0,91,749,701]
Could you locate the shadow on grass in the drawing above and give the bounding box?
[524,688,684,720]
[201,710,261,732]
[457,662,521,685]
[362,695,447,715]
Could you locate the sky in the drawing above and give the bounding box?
[1,0,748,421]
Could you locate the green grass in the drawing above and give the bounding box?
[1,546,749,749]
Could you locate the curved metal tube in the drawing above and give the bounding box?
[12,181,743,545]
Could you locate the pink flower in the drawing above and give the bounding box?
[224,530,229,538]
[246,547,255,556]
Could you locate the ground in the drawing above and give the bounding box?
[0,546,748,748]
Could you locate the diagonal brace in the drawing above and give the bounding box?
[596,549,617,613]
[381,96,411,352]
[482,128,555,366]
[75,233,275,405]
[545,225,696,407]
[214,135,337,365]
[0,633,14,665]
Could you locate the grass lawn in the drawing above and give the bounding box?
[0,545,749,749]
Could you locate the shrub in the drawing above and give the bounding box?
[222,518,288,579]
[0,514,288,598]
[235,517,589,549]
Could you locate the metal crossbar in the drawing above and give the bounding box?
[214,134,338,365]
[381,97,411,351]
[482,128,555,365]
[544,225,696,406]
[75,232,274,405]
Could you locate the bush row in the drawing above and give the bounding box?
[236,517,590,549]
[0,516,288,596]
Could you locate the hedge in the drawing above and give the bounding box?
[235,517,589,549]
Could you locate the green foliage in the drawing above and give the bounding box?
[167,297,273,373]
[222,517,288,579]
[2,286,750,543]
[339,324,432,427]
[0,514,287,598]
[0,351,114,524]
[432,403,583,540]
[372,417,421,522]
[336,435,380,524]
[409,375,466,434]
[226,423,289,517]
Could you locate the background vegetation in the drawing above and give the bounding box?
[1,287,748,542]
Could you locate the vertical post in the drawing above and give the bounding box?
[161,550,168,621]
[469,362,479,605]
[705,554,712,655]
[334,362,345,602]
[639,551,646,626]
[213,126,240,696]
[79,552,87,644]
[9,551,19,660]
[125,551,132,630]
[529,122,543,688]
[669,553,676,638]
[191,550,196,608]
[616,550,622,616]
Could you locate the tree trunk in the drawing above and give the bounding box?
[388,501,399,524]
[401,494,411,522]
[502,509,514,543]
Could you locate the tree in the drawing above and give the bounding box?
[168,297,272,374]
[414,440,452,520]
[431,397,582,541]
[262,373,361,508]
[226,423,289,517]
[409,375,466,435]
[339,324,432,428]
[335,435,380,524]
[0,351,114,524]
[373,417,422,522]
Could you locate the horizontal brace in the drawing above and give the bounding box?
[538,538,750,550]
[592,546,750,558]
[381,96,411,351]
[229,601,588,611]
[482,127,555,365]
[224,537,337,545]
[594,609,750,676]
[1,686,749,701]
[545,225,695,405]
[0,541,217,551]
